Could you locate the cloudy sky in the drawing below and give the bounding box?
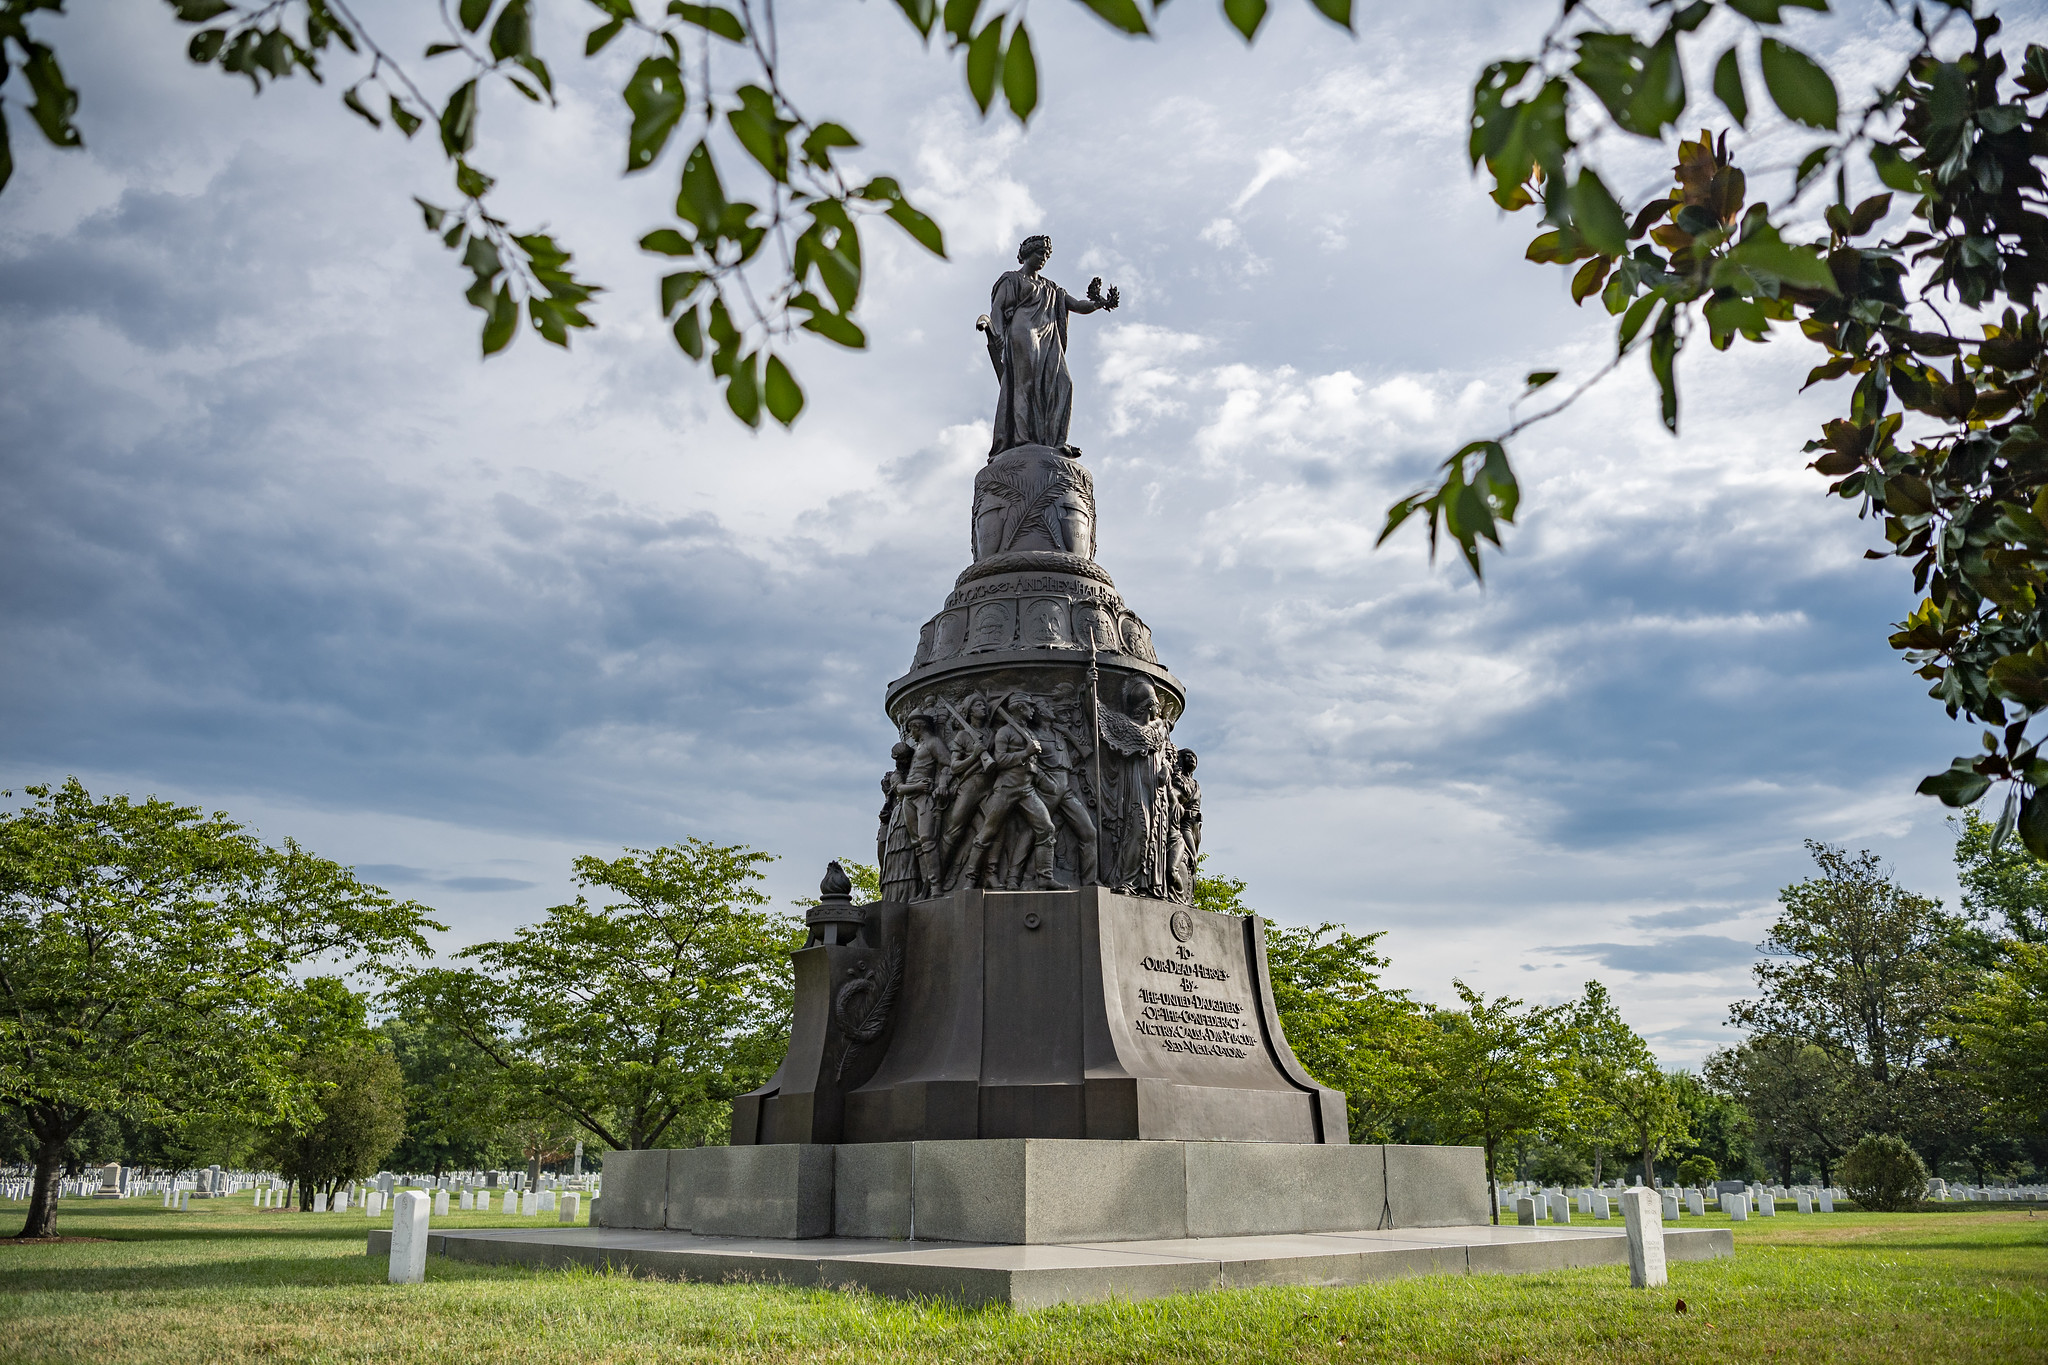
[3,0,2022,1065]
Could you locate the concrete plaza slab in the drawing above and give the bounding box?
[369,1221,1733,1309]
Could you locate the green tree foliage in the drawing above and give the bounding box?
[1951,939,2048,1131]
[1840,1131,1929,1211]
[378,1005,511,1176]
[1706,1033,1856,1185]
[384,839,800,1151]
[1408,983,1561,1223]
[1953,808,2048,944]
[1261,920,1425,1143]
[257,1046,408,1207]
[1553,980,1655,1182]
[1608,1065,1692,1187]
[1668,1070,1756,1183]
[0,779,438,1238]
[1390,2,2048,847]
[0,0,1351,425]
[1730,841,1978,1138]
[1676,1152,1719,1187]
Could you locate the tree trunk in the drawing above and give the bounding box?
[18,1120,72,1239]
[1592,1145,1604,1183]
[1485,1137,1499,1226]
[1641,1135,1655,1187]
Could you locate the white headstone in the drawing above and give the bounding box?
[520,1191,539,1216]
[433,1189,450,1216]
[1726,1193,1748,1221]
[459,1190,473,1211]
[559,1192,580,1224]
[388,1190,430,1285]
[1592,1192,1611,1219]
[1550,1193,1571,1224]
[1819,1191,1834,1212]
[503,1190,518,1214]
[1796,1190,1813,1213]
[366,1191,384,1218]
[1758,1193,1776,1217]
[1687,1189,1705,1217]
[1620,1187,1667,1288]
[1661,1191,1681,1221]
[538,1191,556,1213]
[335,1191,350,1213]
[1515,1196,1537,1226]
[313,1192,328,1212]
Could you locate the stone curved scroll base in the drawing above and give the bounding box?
[732,887,1345,1148]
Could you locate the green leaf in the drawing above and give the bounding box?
[440,80,480,157]
[1712,46,1747,127]
[763,355,804,426]
[455,160,495,199]
[188,29,228,62]
[943,0,981,44]
[1847,192,1892,237]
[1570,255,1611,304]
[674,142,727,231]
[1918,758,1992,808]
[1649,305,1679,433]
[22,46,81,148]
[489,0,532,61]
[800,122,859,169]
[0,109,13,196]
[885,198,946,257]
[1568,170,1627,257]
[1223,0,1268,42]
[1869,141,1923,193]
[1724,223,1839,293]
[891,0,938,38]
[481,284,519,355]
[797,298,867,348]
[1306,0,1353,31]
[667,2,746,42]
[1725,0,1827,21]
[1524,371,1559,391]
[624,57,687,172]
[1617,292,1658,353]
[458,0,493,33]
[586,17,627,54]
[1760,39,1837,131]
[660,270,706,315]
[966,21,1002,114]
[2021,789,2048,860]
[166,0,234,19]
[1077,0,1149,34]
[727,84,790,179]
[389,96,422,138]
[673,305,706,359]
[640,228,694,256]
[726,351,763,427]
[1002,22,1038,122]
[342,85,382,127]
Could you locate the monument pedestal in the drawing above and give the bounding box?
[733,887,1346,1148]
[598,1140,1489,1243]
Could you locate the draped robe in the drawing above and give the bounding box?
[987,269,1079,455]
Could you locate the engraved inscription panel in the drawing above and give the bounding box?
[1104,899,1281,1085]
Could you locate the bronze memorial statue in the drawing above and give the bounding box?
[730,236,1346,1149]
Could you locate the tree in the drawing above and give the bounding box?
[0,779,438,1238]
[379,1005,511,1177]
[1840,1131,1928,1211]
[1706,1033,1857,1185]
[1730,841,1976,1136]
[1373,2,2048,849]
[257,1046,408,1207]
[384,839,800,1152]
[1608,1065,1691,1187]
[0,0,1351,426]
[1668,1070,1756,1183]
[1676,1153,1719,1188]
[1408,982,1561,1224]
[1554,980,1654,1183]
[1953,809,2048,945]
[1261,920,1426,1143]
[1951,939,2048,1133]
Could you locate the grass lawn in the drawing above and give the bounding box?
[0,1197,2042,1363]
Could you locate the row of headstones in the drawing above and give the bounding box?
[1504,1184,1839,1223]
[303,1184,586,1223]
[366,1171,598,1195]
[1926,1179,2046,1201]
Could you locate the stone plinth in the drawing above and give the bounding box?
[597,1140,1488,1244]
[733,887,1346,1148]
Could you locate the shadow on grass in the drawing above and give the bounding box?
[0,1249,532,1297]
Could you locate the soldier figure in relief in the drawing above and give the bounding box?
[1168,749,1201,902]
[964,698,1060,890]
[937,696,995,885]
[899,713,952,897]
[995,697,1098,888]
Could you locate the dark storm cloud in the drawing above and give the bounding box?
[1540,936,1760,975]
